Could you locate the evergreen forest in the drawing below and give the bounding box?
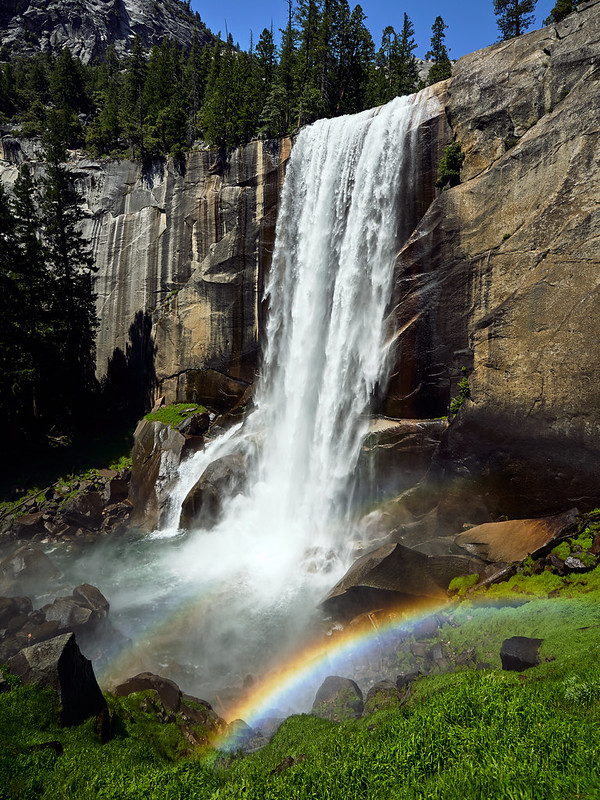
[0,1,455,159]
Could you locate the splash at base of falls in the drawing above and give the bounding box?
[57,89,443,716]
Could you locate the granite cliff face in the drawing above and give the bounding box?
[0,0,212,63]
[0,137,290,411]
[387,0,600,515]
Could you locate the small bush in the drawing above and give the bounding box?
[436,142,465,188]
[449,367,470,415]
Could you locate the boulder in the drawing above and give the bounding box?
[412,616,440,640]
[12,511,47,540]
[500,636,543,672]
[357,418,448,502]
[176,413,210,436]
[128,418,187,530]
[103,479,129,505]
[321,542,484,621]
[114,672,182,712]
[60,492,105,531]
[0,596,32,628]
[363,680,403,714]
[179,452,248,530]
[42,598,93,632]
[396,671,421,691]
[72,584,110,622]
[180,693,225,736]
[7,633,107,725]
[224,718,257,751]
[0,546,60,593]
[312,676,364,721]
[455,509,579,563]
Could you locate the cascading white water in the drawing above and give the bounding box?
[175,88,440,550]
[80,89,442,708]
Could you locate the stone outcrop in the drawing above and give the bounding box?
[0,584,111,664]
[0,465,133,546]
[7,632,108,726]
[129,417,188,530]
[500,636,543,672]
[0,0,213,63]
[179,451,248,531]
[321,542,484,621]
[455,508,579,563]
[312,675,364,721]
[113,671,225,745]
[387,0,600,516]
[356,418,448,503]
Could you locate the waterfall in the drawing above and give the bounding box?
[99,89,442,707]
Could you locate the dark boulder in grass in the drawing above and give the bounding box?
[500,636,543,672]
[7,632,108,726]
[312,676,364,721]
[114,672,182,712]
[363,680,403,714]
[114,673,225,741]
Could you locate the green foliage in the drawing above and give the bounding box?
[0,3,429,155]
[448,573,479,596]
[0,666,23,690]
[0,135,99,451]
[494,0,537,40]
[562,675,600,705]
[426,17,452,85]
[145,402,207,428]
[5,635,600,800]
[544,0,582,24]
[551,541,571,561]
[449,366,470,414]
[436,142,465,189]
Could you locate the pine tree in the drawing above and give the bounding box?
[335,2,373,114]
[85,46,123,155]
[259,0,298,136]
[40,125,98,415]
[48,47,89,147]
[294,0,324,127]
[426,16,452,84]
[0,183,22,425]
[12,164,52,418]
[494,0,537,40]
[122,35,148,157]
[184,33,210,143]
[396,13,419,96]
[544,0,580,24]
[144,39,188,156]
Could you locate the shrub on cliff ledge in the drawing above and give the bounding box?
[436,143,464,188]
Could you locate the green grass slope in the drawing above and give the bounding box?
[3,530,600,798]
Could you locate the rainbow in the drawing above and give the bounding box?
[215,599,448,749]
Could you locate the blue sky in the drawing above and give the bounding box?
[191,0,556,60]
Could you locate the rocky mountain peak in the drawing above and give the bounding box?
[0,0,213,63]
